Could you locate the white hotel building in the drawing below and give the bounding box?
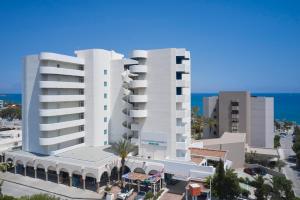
[4,48,227,192]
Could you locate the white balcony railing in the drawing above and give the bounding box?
[40,66,84,77]
[129,95,148,103]
[40,81,85,89]
[129,65,147,73]
[40,107,85,117]
[130,110,147,118]
[39,131,85,146]
[40,119,85,131]
[40,95,85,102]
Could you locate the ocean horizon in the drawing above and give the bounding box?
[1,93,299,124]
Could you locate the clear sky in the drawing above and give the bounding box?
[0,0,299,93]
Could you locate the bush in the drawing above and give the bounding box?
[153,189,164,200]
[0,196,18,200]
[240,188,250,198]
[18,194,60,200]
[145,191,154,200]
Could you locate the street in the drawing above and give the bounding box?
[278,134,300,197]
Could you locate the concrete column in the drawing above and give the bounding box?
[96,182,100,193]
[24,166,27,176]
[34,169,37,178]
[14,165,16,174]
[57,173,60,184]
[69,176,72,187]
[83,179,86,190]
[45,171,48,181]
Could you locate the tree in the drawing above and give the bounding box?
[272,175,295,200]
[253,175,271,200]
[191,106,199,119]
[274,135,281,149]
[209,160,241,200]
[112,139,134,188]
[204,117,217,135]
[0,107,21,121]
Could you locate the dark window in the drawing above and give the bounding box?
[232,110,239,114]
[176,56,184,64]
[176,87,182,95]
[176,72,182,80]
[231,101,239,106]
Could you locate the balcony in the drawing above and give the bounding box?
[176,110,189,118]
[176,95,188,102]
[131,50,148,59]
[176,63,190,73]
[40,119,85,131]
[40,66,84,77]
[130,110,147,118]
[131,123,140,131]
[39,52,84,65]
[176,126,186,133]
[40,107,85,117]
[39,131,85,146]
[176,80,190,88]
[40,95,85,102]
[130,65,147,73]
[176,141,188,150]
[40,81,85,89]
[129,95,148,103]
[130,80,148,88]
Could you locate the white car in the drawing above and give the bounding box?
[117,188,134,200]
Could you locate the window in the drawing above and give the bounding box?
[104,129,107,134]
[176,72,182,80]
[176,56,184,64]
[104,141,108,145]
[104,117,107,122]
[104,105,107,110]
[104,70,107,75]
[176,87,182,95]
[104,82,108,87]
[104,93,108,99]
[56,64,60,68]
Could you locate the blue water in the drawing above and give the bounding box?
[1,93,299,124]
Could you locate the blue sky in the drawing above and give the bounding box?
[0,0,299,93]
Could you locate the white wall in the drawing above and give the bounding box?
[250,97,274,148]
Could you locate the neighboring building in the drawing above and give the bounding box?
[0,129,22,162]
[203,91,274,148]
[250,96,274,148]
[0,100,3,109]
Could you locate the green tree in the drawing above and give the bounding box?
[274,135,281,149]
[112,139,134,188]
[0,107,21,120]
[253,175,271,200]
[272,175,295,200]
[204,117,217,135]
[210,160,241,200]
[191,106,200,119]
[18,194,60,200]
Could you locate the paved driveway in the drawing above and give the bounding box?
[279,134,300,197]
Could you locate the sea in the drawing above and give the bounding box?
[1,93,299,124]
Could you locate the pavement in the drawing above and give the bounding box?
[0,172,103,199]
[278,134,300,197]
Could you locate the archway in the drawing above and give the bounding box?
[36,164,46,180]
[15,160,24,175]
[72,171,83,189]
[85,173,97,192]
[100,171,109,187]
[110,166,119,182]
[25,162,35,178]
[47,166,58,183]
[119,165,131,177]
[134,167,146,174]
[59,168,70,186]
[6,158,14,173]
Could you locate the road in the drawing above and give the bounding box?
[278,134,300,197]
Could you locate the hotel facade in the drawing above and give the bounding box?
[4,48,224,192]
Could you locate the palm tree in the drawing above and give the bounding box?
[191,106,200,119]
[204,117,217,135]
[112,139,134,188]
[0,162,12,197]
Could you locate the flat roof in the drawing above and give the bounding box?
[190,148,227,159]
[6,145,118,168]
[198,132,246,146]
[191,156,204,165]
[246,146,279,157]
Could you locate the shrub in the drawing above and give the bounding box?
[145,191,154,200]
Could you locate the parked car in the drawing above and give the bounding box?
[117,188,134,200]
[253,167,267,176]
[244,168,255,176]
[135,191,146,200]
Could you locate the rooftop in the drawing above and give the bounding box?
[246,146,279,157]
[190,148,227,159]
[198,132,246,146]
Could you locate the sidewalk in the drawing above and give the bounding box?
[0,172,103,199]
